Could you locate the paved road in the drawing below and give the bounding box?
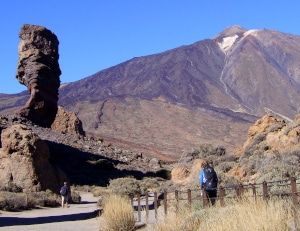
[0,192,101,231]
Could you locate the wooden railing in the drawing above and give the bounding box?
[130,177,300,222]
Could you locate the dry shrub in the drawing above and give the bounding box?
[0,190,61,211]
[100,194,135,231]
[109,177,161,196]
[147,197,296,231]
[0,191,28,211]
[140,177,160,192]
[92,186,110,197]
[147,208,203,231]
[71,191,81,203]
[199,198,294,231]
[109,177,141,195]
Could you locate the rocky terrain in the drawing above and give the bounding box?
[0,114,171,192]
[2,26,300,160]
[1,110,299,194]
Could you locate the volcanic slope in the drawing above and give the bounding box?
[2,26,300,159]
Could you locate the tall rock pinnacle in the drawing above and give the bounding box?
[15,24,61,127]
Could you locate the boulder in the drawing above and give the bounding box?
[235,115,286,154]
[149,158,161,169]
[171,166,190,184]
[171,159,204,185]
[15,24,61,127]
[0,124,66,192]
[51,106,85,135]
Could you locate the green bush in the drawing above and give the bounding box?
[192,143,215,158]
[109,177,141,196]
[109,177,162,196]
[140,177,160,193]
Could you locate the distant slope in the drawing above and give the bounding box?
[2,26,300,158]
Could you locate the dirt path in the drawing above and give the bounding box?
[0,192,100,231]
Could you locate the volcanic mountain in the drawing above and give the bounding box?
[2,26,300,159]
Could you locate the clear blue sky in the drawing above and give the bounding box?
[1,1,299,94]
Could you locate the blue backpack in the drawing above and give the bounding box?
[60,186,68,196]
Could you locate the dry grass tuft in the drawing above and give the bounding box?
[146,197,297,231]
[100,194,135,231]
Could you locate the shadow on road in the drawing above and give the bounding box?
[0,209,100,227]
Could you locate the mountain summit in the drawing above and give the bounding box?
[1,26,300,159]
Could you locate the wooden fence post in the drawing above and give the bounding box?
[219,186,225,207]
[263,181,268,201]
[202,187,208,207]
[251,184,257,201]
[290,178,299,230]
[145,193,149,222]
[235,184,243,199]
[25,193,28,207]
[154,192,158,219]
[187,189,192,211]
[164,190,168,215]
[137,194,141,222]
[129,193,133,206]
[291,177,298,207]
[175,190,179,213]
[239,184,244,197]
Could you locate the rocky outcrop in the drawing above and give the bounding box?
[51,106,85,136]
[235,114,300,183]
[171,159,204,185]
[0,124,66,192]
[235,114,293,155]
[15,24,61,128]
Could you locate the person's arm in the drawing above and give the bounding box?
[200,170,204,186]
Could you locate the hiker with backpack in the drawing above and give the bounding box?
[60,181,70,208]
[200,160,218,205]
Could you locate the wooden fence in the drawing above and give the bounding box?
[130,177,300,222]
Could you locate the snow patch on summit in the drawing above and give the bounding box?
[218,35,238,52]
[243,29,258,37]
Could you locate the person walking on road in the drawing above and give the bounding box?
[60,181,71,208]
[199,160,218,205]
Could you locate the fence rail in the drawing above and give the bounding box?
[130,177,300,222]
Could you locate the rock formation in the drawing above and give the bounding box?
[234,114,300,183]
[0,124,66,192]
[15,24,61,127]
[51,106,85,136]
[235,114,289,155]
[171,159,204,185]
